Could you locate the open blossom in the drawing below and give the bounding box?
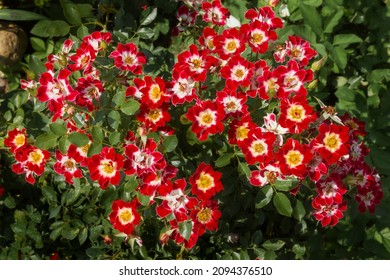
[276,138,313,178]
[186,99,225,141]
[244,6,283,29]
[312,199,347,227]
[216,89,248,118]
[109,199,141,235]
[87,147,124,189]
[249,164,284,187]
[220,55,254,90]
[4,128,27,153]
[53,150,83,185]
[274,36,317,66]
[240,20,277,53]
[156,179,198,222]
[190,199,222,236]
[311,123,350,165]
[12,145,51,184]
[169,70,197,105]
[214,28,245,60]
[109,43,146,74]
[189,162,223,200]
[202,0,230,26]
[241,127,276,166]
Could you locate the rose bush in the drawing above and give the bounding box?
[0,0,389,260]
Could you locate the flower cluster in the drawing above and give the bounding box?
[4,1,383,252]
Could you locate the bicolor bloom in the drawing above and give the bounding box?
[216,89,248,118]
[240,20,277,54]
[278,94,317,134]
[109,43,146,74]
[190,199,222,236]
[311,123,350,165]
[220,55,254,90]
[189,162,223,200]
[274,36,317,66]
[4,128,27,153]
[140,76,170,109]
[244,6,283,29]
[202,0,230,26]
[87,147,124,189]
[215,28,245,60]
[169,70,197,105]
[137,103,171,132]
[156,179,198,222]
[313,174,347,206]
[186,99,225,141]
[249,164,284,187]
[53,150,83,185]
[241,127,276,166]
[312,200,347,227]
[109,199,141,235]
[276,138,313,178]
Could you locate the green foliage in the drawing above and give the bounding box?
[0,0,389,261]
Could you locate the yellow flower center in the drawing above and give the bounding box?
[226,40,237,52]
[198,111,215,126]
[124,55,134,66]
[29,150,44,165]
[14,134,26,147]
[147,109,162,122]
[251,141,267,155]
[287,105,305,122]
[267,78,278,91]
[285,150,303,167]
[118,208,134,225]
[196,172,214,190]
[234,69,245,80]
[81,143,90,155]
[236,126,249,141]
[207,39,215,49]
[252,33,264,44]
[226,101,237,111]
[100,160,115,176]
[323,133,341,152]
[149,85,162,102]
[266,171,277,184]
[191,58,202,69]
[64,159,75,169]
[197,208,212,223]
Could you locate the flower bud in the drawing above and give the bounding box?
[311,56,326,72]
[268,0,280,7]
[307,79,318,90]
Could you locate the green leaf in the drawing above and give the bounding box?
[273,179,299,191]
[28,55,46,75]
[31,20,70,37]
[178,221,192,241]
[3,196,16,209]
[62,225,79,240]
[262,239,286,251]
[255,185,274,209]
[138,27,155,40]
[58,136,68,154]
[50,227,63,241]
[49,206,62,219]
[238,161,250,177]
[91,126,104,143]
[78,227,88,245]
[42,185,57,203]
[333,34,363,46]
[273,192,292,217]
[35,133,58,149]
[301,0,323,6]
[124,176,139,193]
[68,132,89,147]
[0,9,48,21]
[299,3,323,37]
[140,7,158,26]
[293,200,306,222]
[30,37,46,52]
[331,46,347,70]
[60,0,82,25]
[77,25,89,39]
[107,111,121,129]
[292,244,306,259]
[50,123,67,136]
[87,142,102,157]
[86,248,103,259]
[120,99,140,115]
[109,132,121,145]
[137,193,151,206]
[163,135,178,153]
[215,153,234,168]
[324,9,343,33]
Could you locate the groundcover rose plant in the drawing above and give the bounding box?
[0,0,384,259]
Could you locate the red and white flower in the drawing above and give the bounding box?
[241,127,276,166]
[313,174,347,206]
[169,70,197,105]
[156,178,198,222]
[109,43,146,74]
[189,162,223,200]
[311,123,350,165]
[312,199,347,227]
[215,28,245,60]
[244,6,283,29]
[274,36,317,66]
[276,138,313,178]
[137,103,171,132]
[228,115,257,146]
[191,199,222,236]
[4,128,27,153]
[249,164,284,187]
[109,199,141,235]
[241,20,277,53]
[87,146,124,189]
[186,99,225,141]
[198,27,217,51]
[202,0,230,26]
[216,89,248,118]
[53,150,83,185]
[278,94,317,134]
[220,55,253,90]
[140,76,170,108]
